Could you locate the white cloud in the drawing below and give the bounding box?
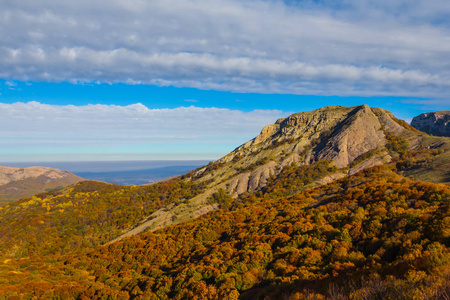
[0,102,286,160]
[0,0,450,97]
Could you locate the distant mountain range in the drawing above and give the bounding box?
[0,105,449,299]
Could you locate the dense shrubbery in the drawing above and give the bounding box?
[382,127,410,159]
[1,164,447,299]
[0,178,206,258]
[57,166,447,299]
[396,149,443,172]
[261,160,338,196]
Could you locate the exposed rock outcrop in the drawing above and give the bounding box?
[192,105,414,196]
[411,111,450,137]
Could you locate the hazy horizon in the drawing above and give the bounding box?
[0,160,211,173]
[0,160,211,185]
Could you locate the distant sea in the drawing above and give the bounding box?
[0,160,210,185]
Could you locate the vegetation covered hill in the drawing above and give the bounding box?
[0,165,448,299]
[0,166,84,204]
[74,166,450,299]
[0,178,206,258]
[109,105,450,241]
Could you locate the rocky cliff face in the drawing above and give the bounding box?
[0,166,84,202]
[193,105,411,196]
[411,111,450,137]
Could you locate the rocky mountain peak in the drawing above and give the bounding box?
[222,105,404,166]
[238,105,355,153]
[191,105,413,198]
[411,111,450,137]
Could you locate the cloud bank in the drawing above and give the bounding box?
[0,102,286,161]
[1,0,449,97]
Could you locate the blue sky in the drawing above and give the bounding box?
[0,0,449,162]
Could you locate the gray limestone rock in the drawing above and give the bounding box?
[411,111,450,137]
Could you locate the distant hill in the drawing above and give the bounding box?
[0,166,84,203]
[411,110,450,137]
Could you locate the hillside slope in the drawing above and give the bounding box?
[0,179,206,258]
[76,167,450,299]
[110,105,450,241]
[0,166,84,203]
[1,165,448,299]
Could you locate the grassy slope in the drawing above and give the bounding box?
[402,135,450,184]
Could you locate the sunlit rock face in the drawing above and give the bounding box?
[193,105,412,197]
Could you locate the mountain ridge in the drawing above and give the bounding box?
[194,105,403,192]
[109,104,450,242]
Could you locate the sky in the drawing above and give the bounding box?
[0,0,449,162]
